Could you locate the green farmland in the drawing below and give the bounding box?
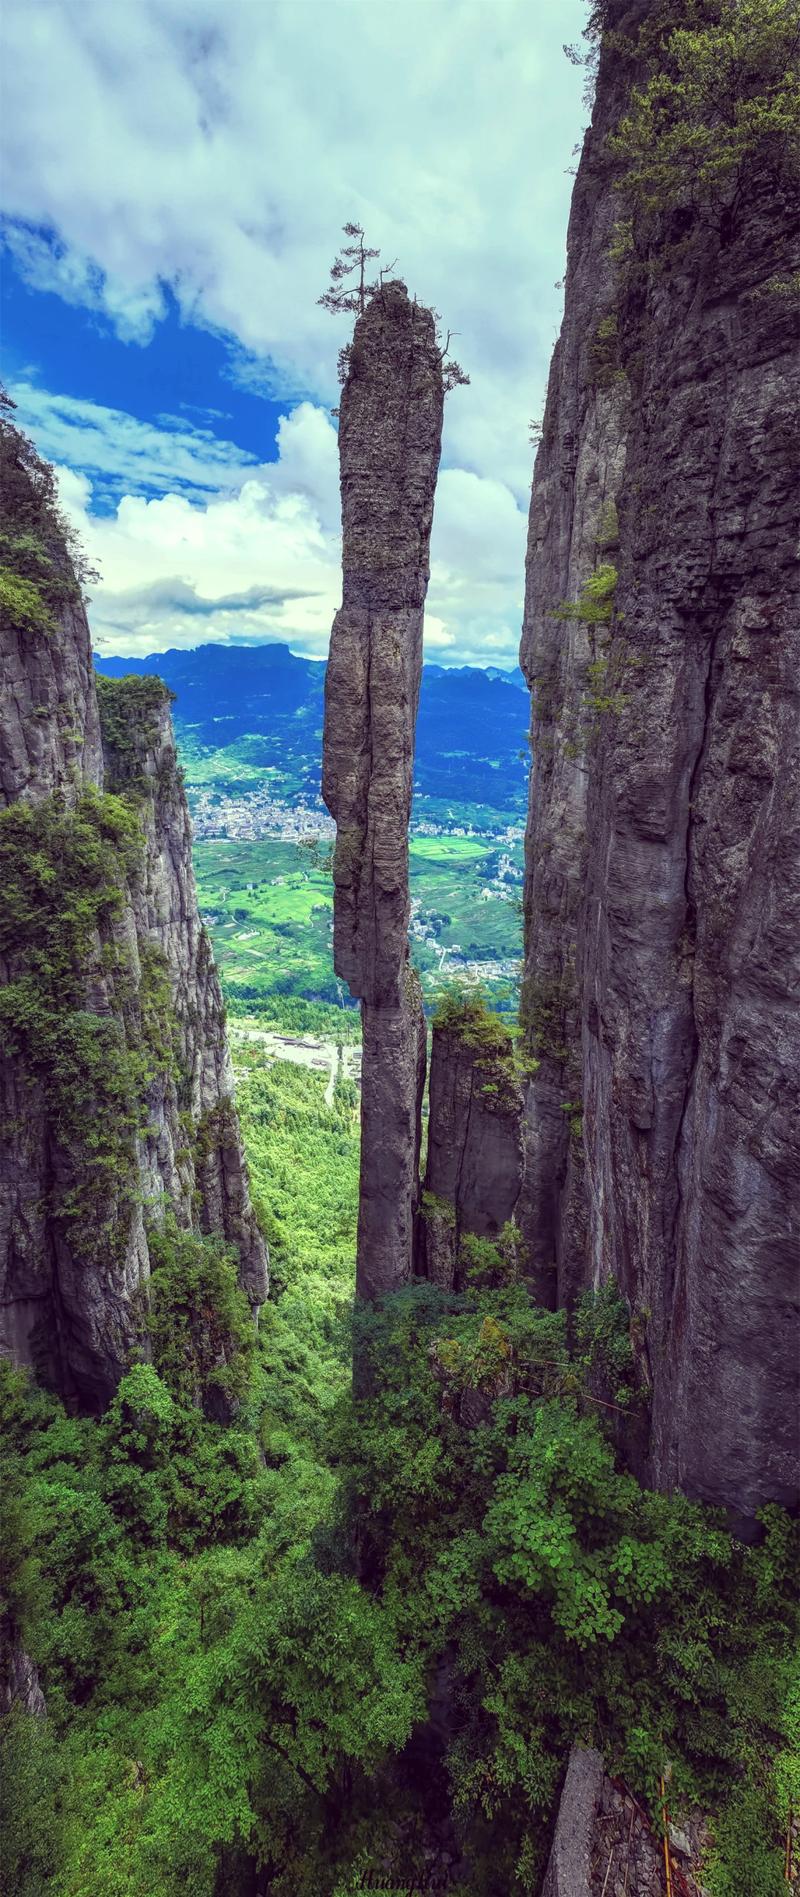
[194,830,523,1020]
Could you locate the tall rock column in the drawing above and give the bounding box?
[322,282,444,1300]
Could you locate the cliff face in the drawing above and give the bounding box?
[0,449,266,1408]
[421,1015,524,1291]
[0,583,103,808]
[322,282,444,1300]
[520,10,800,1516]
[98,678,267,1309]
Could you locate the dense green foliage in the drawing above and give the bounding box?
[0,388,93,635]
[147,1223,256,1418]
[346,1281,799,1888]
[235,1052,357,1434]
[607,0,800,215]
[2,1037,797,1893]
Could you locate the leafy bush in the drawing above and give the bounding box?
[609,0,800,216]
[344,1281,800,1889]
[147,1222,255,1417]
[554,561,618,626]
[0,387,95,619]
[0,565,58,636]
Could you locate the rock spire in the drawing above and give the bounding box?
[322,280,444,1299]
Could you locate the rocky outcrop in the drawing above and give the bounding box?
[520,8,800,1516]
[541,1748,603,1897]
[0,445,266,1408]
[322,282,444,1298]
[98,676,267,1308]
[0,589,102,810]
[420,1009,524,1290]
[357,979,427,1301]
[543,1747,706,1897]
[1,1640,47,1719]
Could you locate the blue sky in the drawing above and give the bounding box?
[0,0,588,666]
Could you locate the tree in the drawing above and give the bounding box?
[319,225,470,393]
[317,222,381,317]
[436,325,471,392]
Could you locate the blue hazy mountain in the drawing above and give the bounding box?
[94,642,530,817]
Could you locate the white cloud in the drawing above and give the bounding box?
[57,455,341,660]
[427,468,529,667]
[51,390,527,667]
[3,0,586,669]
[1,222,168,345]
[11,382,257,499]
[0,0,586,499]
[268,404,341,535]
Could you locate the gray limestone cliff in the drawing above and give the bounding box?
[97,677,267,1311]
[519,4,800,1517]
[322,282,444,1300]
[420,1005,525,1291]
[0,427,266,1408]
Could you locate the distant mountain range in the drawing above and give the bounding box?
[95,642,530,819]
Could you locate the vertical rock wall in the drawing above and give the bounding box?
[520,10,800,1517]
[322,282,444,1301]
[0,583,102,809]
[0,513,266,1406]
[420,1016,524,1291]
[98,679,268,1311]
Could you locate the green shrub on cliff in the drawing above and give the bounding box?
[146,1223,255,1417]
[608,0,800,214]
[0,565,59,637]
[344,1282,800,1890]
[554,561,618,626]
[0,387,95,632]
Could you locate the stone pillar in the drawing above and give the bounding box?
[322,281,444,1299]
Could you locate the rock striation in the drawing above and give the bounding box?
[0,580,102,810]
[519,5,800,1517]
[322,281,444,1299]
[0,449,266,1408]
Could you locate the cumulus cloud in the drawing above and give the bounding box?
[51,391,528,667]
[0,0,586,498]
[56,449,341,659]
[3,0,583,666]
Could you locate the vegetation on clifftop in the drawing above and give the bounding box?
[0,387,95,634]
[607,0,800,215]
